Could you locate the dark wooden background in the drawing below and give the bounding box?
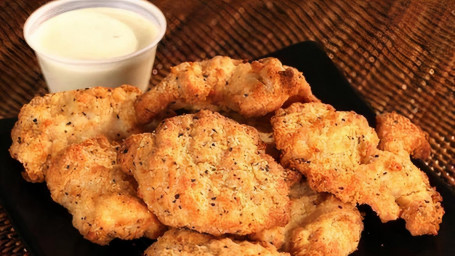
[0,0,454,255]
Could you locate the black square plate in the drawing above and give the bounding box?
[1,41,454,256]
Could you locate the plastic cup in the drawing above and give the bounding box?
[24,0,166,92]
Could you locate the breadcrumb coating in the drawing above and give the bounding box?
[135,56,319,124]
[10,85,142,182]
[272,102,444,235]
[251,180,363,256]
[119,110,290,236]
[144,229,289,256]
[376,112,431,159]
[46,136,165,245]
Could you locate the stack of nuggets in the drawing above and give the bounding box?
[271,103,443,236]
[9,56,443,255]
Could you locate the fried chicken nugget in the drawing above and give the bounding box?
[272,102,444,235]
[10,85,142,183]
[376,112,431,159]
[46,136,165,245]
[135,56,319,124]
[144,229,289,256]
[118,110,290,236]
[358,151,443,235]
[251,180,363,256]
[272,102,379,178]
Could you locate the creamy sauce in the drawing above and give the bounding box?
[30,7,158,60]
[28,7,162,92]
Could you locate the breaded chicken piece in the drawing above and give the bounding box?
[251,180,363,256]
[376,112,431,159]
[9,85,142,183]
[357,151,443,235]
[46,136,165,245]
[144,229,289,256]
[118,110,290,236]
[135,56,319,124]
[272,102,380,178]
[272,102,444,235]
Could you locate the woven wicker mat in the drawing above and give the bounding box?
[0,0,454,255]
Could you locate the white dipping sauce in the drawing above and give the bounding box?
[28,7,161,92]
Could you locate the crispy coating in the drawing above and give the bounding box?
[272,102,379,176]
[135,56,319,124]
[144,229,289,256]
[358,151,443,235]
[46,136,165,245]
[376,112,431,159]
[272,102,444,235]
[221,112,281,160]
[9,85,142,183]
[118,110,290,236]
[251,180,363,256]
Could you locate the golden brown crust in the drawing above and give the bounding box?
[359,151,444,235]
[46,136,165,245]
[135,56,319,124]
[251,181,363,256]
[118,110,290,236]
[376,112,431,160]
[144,229,289,256]
[9,85,142,183]
[272,102,444,236]
[272,102,379,179]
